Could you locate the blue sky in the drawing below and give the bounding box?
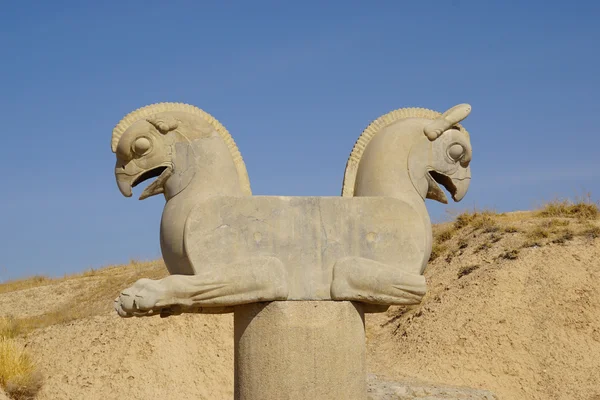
[1,0,599,281]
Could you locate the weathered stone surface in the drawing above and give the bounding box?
[235,301,367,400]
[367,374,498,400]
[111,102,474,316]
[185,196,428,300]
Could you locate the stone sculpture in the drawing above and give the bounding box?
[110,102,473,399]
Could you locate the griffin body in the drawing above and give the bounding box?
[111,102,473,317]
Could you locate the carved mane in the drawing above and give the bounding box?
[111,102,252,196]
[341,107,470,197]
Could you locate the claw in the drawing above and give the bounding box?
[114,297,134,318]
[114,278,170,318]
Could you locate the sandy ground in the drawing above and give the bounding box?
[2,213,599,399]
[0,279,88,319]
[27,313,234,400]
[366,224,600,400]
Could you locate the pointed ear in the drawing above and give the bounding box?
[147,114,179,134]
[423,103,471,141]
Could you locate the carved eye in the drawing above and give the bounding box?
[132,137,152,156]
[448,144,465,161]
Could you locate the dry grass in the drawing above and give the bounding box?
[499,249,520,260]
[0,317,22,340]
[0,338,42,399]
[475,241,493,253]
[551,229,575,244]
[435,228,455,243]
[527,226,551,241]
[453,210,498,230]
[0,276,52,295]
[521,239,542,249]
[457,264,480,278]
[580,225,600,239]
[537,196,599,220]
[429,243,448,262]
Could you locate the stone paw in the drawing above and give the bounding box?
[114,278,175,318]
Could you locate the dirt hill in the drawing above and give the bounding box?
[1,203,599,400]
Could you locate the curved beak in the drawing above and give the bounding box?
[114,161,172,200]
[451,166,470,202]
[427,165,471,204]
[116,173,134,197]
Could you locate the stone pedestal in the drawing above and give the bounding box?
[234,301,367,400]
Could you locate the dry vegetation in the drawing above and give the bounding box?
[536,195,599,220]
[0,318,41,399]
[0,338,42,400]
[429,196,600,265]
[0,277,51,296]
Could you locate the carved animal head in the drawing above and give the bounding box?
[410,104,472,203]
[342,104,473,204]
[111,102,251,200]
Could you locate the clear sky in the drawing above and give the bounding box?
[1,1,599,281]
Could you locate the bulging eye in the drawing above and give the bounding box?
[448,144,465,161]
[132,137,152,156]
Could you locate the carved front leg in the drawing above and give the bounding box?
[330,257,426,305]
[114,256,288,317]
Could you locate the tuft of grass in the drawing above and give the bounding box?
[551,229,575,244]
[0,337,42,399]
[0,317,22,339]
[504,226,519,233]
[537,196,599,220]
[580,225,600,239]
[435,228,455,243]
[457,264,480,278]
[499,249,520,260]
[429,243,448,262]
[490,233,503,243]
[457,238,469,249]
[475,241,493,253]
[453,213,473,230]
[454,210,499,233]
[527,226,550,241]
[522,240,543,249]
[545,219,570,228]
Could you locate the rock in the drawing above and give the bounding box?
[367,374,498,400]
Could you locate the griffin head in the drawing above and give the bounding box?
[409,104,472,204]
[111,102,252,201]
[112,112,179,200]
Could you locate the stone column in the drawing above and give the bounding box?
[234,301,367,400]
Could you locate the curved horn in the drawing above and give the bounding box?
[423,103,472,141]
